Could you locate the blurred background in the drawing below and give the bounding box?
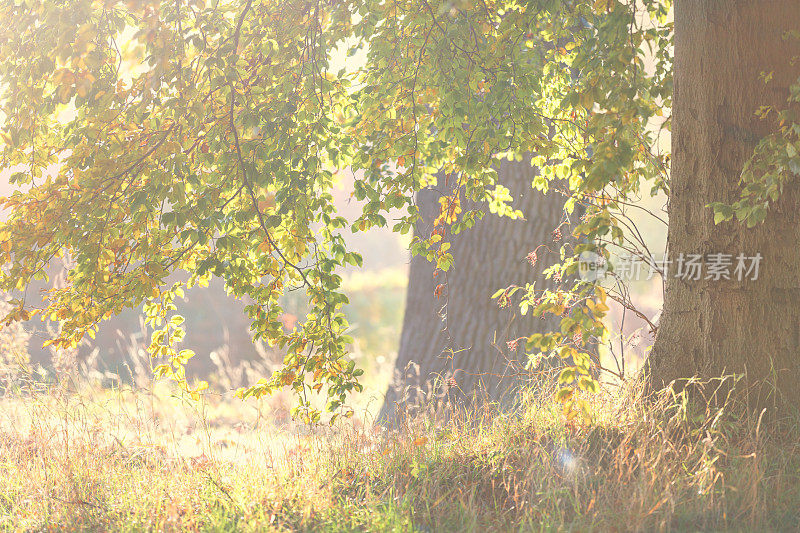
[0,166,667,413]
[0,168,404,386]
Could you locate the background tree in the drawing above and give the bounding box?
[649,0,800,411]
[380,159,565,421]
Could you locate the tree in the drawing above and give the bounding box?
[380,159,565,421]
[648,0,800,411]
[0,0,674,421]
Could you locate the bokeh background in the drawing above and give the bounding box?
[1,165,667,412]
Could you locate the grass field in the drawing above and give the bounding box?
[1,370,798,532]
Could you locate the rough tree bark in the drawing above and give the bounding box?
[647,0,800,411]
[380,159,566,421]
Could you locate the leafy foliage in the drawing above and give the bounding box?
[0,0,673,420]
[711,47,800,228]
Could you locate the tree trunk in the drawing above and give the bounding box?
[380,160,566,421]
[648,0,800,411]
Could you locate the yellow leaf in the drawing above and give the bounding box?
[258,195,275,211]
[595,286,607,303]
[593,0,611,12]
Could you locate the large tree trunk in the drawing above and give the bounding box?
[380,160,566,421]
[648,1,800,411]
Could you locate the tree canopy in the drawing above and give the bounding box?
[0,0,683,421]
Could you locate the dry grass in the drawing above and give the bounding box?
[0,368,798,532]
